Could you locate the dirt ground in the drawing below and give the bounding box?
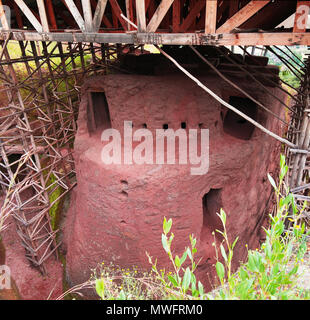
[295,243,310,291]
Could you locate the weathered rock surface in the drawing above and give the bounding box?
[64,72,286,290]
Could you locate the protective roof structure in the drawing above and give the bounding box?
[0,0,310,46]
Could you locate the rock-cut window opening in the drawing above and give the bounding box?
[88,91,111,132]
[223,96,257,140]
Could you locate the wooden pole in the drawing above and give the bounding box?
[36,0,49,32]
[205,0,217,33]
[136,0,147,32]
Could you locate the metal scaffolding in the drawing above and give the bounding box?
[0,40,122,273]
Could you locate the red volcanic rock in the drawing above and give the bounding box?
[64,69,286,291]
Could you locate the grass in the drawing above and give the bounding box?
[280,70,300,89]
[6,40,93,78]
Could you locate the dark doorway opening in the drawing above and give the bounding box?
[201,188,223,243]
[88,91,111,132]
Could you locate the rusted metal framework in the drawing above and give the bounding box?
[0,0,310,272]
[0,40,125,273]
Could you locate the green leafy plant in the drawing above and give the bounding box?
[146,217,205,299]
[213,208,238,291]
[211,154,310,300]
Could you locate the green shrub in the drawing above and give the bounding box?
[146,217,206,299]
[211,154,310,300]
